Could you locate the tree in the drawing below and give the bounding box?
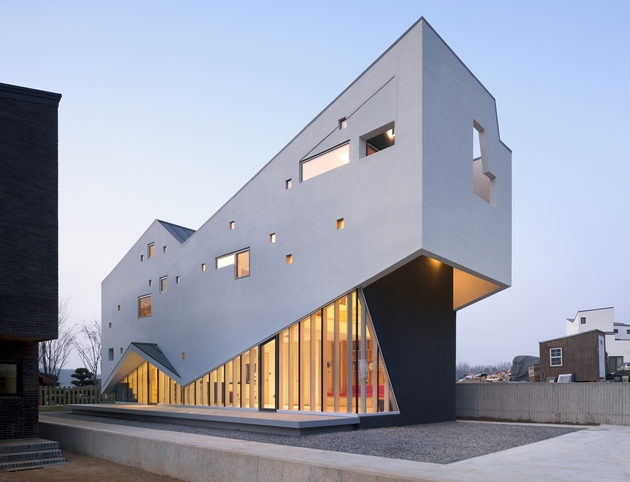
[73,319,101,384]
[70,367,96,387]
[39,296,76,383]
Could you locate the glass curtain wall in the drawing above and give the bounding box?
[115,289,397,414]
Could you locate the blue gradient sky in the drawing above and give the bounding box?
[2,1,629,368]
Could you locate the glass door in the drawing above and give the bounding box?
[260,337,277,410]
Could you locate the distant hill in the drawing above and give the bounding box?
[57,368,75,387]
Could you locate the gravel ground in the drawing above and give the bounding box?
[45,412,583,465]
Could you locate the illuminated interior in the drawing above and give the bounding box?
[301,143,350,182]
[115,290,397,414]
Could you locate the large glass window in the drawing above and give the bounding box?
[0,363,19,395]
[138,295,151,318]
[116,290,397,416]
[301,143,349,182]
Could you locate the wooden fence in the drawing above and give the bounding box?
[39,386,116,406]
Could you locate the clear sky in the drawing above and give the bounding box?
[2,1,629,369]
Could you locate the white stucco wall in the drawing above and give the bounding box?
[101,19,512,391]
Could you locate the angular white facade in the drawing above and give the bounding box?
[101,18,511,426]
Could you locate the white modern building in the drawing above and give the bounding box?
[101,18,512,428]
[566,307,630,371]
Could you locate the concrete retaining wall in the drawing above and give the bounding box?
[38,417,437,482]
[456,383,630,425]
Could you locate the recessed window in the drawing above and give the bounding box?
[201,263,206,272]
[163,246,167,254]
[270,233,276,243]
[176,276,180,284]
[140,254,144,262]
[550,348,562,367]
[301,143,349,182]
[0,362,20,395]
[229,221,235,230]
[160,276,167,293]
[286,254,293,264]
[627,330,630,335]
[365,128,395,156]
[138,295,152,318]
[120,348,123,354]
[336,218,344,230]
[581,317,586,324]
[217,250,250,278]
[472,121,496,206]
[108,348,114,361]
[117,305,120,311]
[285,179,292,190]
[181,352,186,360]
[148,279,152,287]
[339,117,347,130]
[236,251,250,278]
[614,329,619,334]
[148,243,155,258]
[108,322,111,328]
[217,253,235,269]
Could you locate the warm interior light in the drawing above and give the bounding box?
[387,128,395,138]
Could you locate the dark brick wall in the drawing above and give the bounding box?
[0,94,59,340]
[0,84,60,440]
[0,341,39,439]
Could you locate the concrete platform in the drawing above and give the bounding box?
[39,416,630,481]
[67,403,359,436]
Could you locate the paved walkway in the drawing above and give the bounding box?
[39,416,630,481]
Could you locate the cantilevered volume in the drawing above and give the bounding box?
[101,18,511,428]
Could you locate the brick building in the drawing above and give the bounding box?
[0,83,61,439]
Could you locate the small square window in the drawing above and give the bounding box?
[339,118,347,130]
[581,317,586,324]
[176,276,180,284]
[163,246,167,254]
[117,305,120,311]
[148,243,155,258]
[614,329,618,334]
[108,348,114,361]
[201,263,206,272]
[148,279,152,287]
[160,276,167,293]
[286,254,293,264]
[229,221,235,230]
[140,254,144,262]
[627,329,630,335]
[285,179,292,190]
[336,218,344,230]
[270,233,276,243]
[108,322,112,328]
[120,347,123,354]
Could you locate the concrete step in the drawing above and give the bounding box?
[0,438,67,472]
[1,457,68,472]
[0,448,63,462]
[0,438,59,454]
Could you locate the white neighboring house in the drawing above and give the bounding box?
[566,307,630,370]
